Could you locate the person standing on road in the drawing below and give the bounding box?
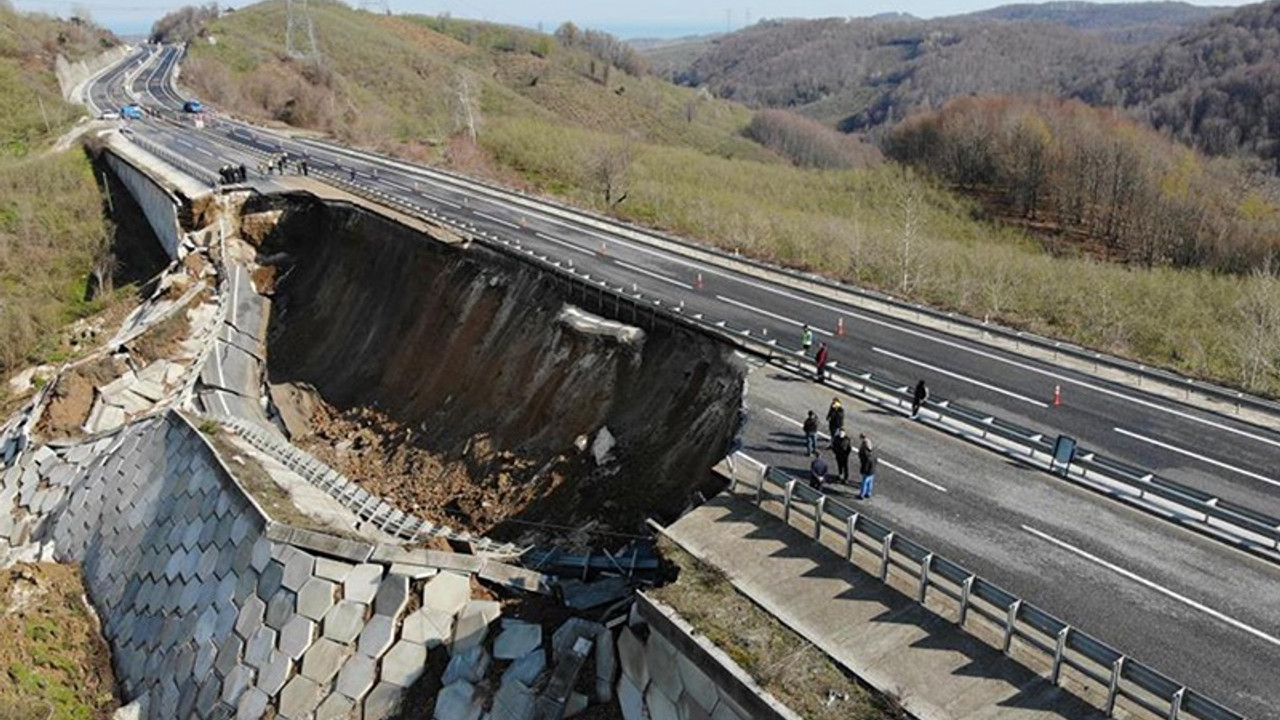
[815,342,829,382]
[857,434,877,499]
[912,379,929,418]
[833,429,853,483]
[802,411,818,456]
[801,324,813,353]
[810,452,829,490]
[826,397,844,438]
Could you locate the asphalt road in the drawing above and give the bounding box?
[85,45,1280,717]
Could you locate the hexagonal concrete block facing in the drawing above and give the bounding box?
[335,652,377,701]
[315,692,355,720]
[301,637,351,685]
[343,563,383,605]
[244,625,278,669]
[278,675,323,720]
[265,589,297,629]
[296,577,337,621]
[380,640,428,688]
[400,607,453,649]
[420,571,471,616]
[281,550,315,593]
[363,682,404,720]
[235,687,270,720]
[313,556,353,584]
[357,615,396,658]
[374,573,410,618]
[255,650,292,696]
[219,664,255,706]
[322,600,366,645]
[278,614,318,661]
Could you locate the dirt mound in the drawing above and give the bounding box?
[0,562,119,719]
[253,194,744,536]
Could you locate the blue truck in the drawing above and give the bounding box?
[120,104,143,120]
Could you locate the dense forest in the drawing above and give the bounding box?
[659,3,1224,131]
[888,96,1280,273]
[1075,1,1280,170]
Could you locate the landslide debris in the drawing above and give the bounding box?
[253,193,744,539]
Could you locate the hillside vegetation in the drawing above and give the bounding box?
[1076,0,1280,171]
[657,3,1224,132]
[182,0,1280,395]
[0,5,119,387]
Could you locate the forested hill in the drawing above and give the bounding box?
[1075,1,1280,170]
[658,2,1227,131]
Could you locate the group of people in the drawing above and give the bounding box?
[803,398,879,499]
[218,164,248,184]
[263,153,309,177]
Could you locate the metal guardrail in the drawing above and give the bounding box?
[124,129,220,188]
[287,137,1280,418]
[733,460,1245,720]
[215,415,525,559]
[123,114,1280,559]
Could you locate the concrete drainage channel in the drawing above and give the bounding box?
[0,142,771,720]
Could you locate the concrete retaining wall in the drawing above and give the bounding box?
[57,45,133,104]
[615,593,802,720]
[0,411,471,719]
[104,149,183,259]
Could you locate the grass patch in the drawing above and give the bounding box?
[0,563,118,719]
[649,537,902,720]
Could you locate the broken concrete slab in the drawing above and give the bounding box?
[433,681,483,720]
[493,619,541,660]
[552,618,605,664]
[503,648,547,688]
[451,600,500,655]
[617,626,649,691]
[442,645,491,686]
[400,606,453,648]
[491,677,537,720]
[595,626,617,703]
[561,576,631,611]
[420,570,471,616]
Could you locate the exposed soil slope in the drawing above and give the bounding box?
[253,194,744,537]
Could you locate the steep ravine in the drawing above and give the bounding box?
[246,194,745,539]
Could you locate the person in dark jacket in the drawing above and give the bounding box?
[802,411,818,456]
[814,342,830,381]
[810,453,829,490]
[912,379,929,418]
[833,429,853,483]
[826,397,844,438]
[857,434,877,499]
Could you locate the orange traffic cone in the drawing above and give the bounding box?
[836,317,845,336]
[1053,384,1062,408]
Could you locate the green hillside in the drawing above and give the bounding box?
[182,0,1280,395]
[0,5,120,389]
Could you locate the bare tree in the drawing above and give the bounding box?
[89,226,117,300]
[1235,261,1280,391]
[894,176,925,295]
[589,135,635,208]
[451,70,480,143]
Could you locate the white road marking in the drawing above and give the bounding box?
[421,192,461,209]
[716,295,832,336]
[383,179,413,192]
[474,210,521,230]
[1114,428,1280,489]
[763,408,946,492]
[1023,525,1280,648]
[535,232,595,257]
[874,347,1049,408]
[615,260,692,290]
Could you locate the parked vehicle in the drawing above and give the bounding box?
[182,99,204,113]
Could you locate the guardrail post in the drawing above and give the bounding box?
[1167,687,1184,720]
[917,553,933,604]
[1106,656,1125,717]
[1002,599,1022,654]
[812,497,825,541]
[958,575,975,627]
[880,532,894,581]
[844,513,859,561]
[1051,626,1070,685]
[783,480,796,525]
[755,468,765,506]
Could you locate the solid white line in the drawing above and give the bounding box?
[716,295,833,336]
[615,260,692,290]
[535,232,595,257]
[873,346,1050,408]
[421,192,461,209]
[474,210,521,230]
[763,408,946,492]
[1114,428,1280,489]
[383,179,412,192]
[1022,525,1280,649]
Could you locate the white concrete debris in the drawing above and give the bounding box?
[557,305,644,345]
[591,427,616,466]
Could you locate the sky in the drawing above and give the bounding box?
[9,0,1248,39]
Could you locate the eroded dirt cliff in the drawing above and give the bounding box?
[249,194,744,539]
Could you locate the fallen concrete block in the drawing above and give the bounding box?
[421,570,472,616]
[442,645,491,685]
[451,599,500,654]
[433,681,482,720]
[494,619,542,660]
[503,648,547,687]
[560,576,630,610]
